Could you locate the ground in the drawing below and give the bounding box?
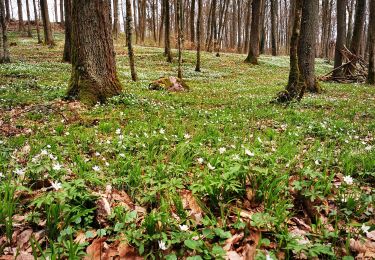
[0,31,374,259]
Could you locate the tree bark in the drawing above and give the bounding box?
[4,0,9,22]
[245,0,261,64]
[177,0,183,79]
[346,0,354,47]
[17,0,24,32]
[350,0,366,56]
[195,0,202,71]
[368,0,375,84]
[190,0,195,44]
[62,0,71,62]
[40,0,55,46]
[270,0,277,56]
[0,0,10,63]
[164,0,172,62]
[113,0,120,40]
[298,0,320,93]
[33,0,42,43]
[67,0,122,105]
[333,0,346,77]
[60,0,64,24]
[25,0,32,37]
[126,0,137,81]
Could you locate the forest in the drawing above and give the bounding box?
[0,0,374,259]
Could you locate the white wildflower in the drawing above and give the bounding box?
[245,149,254,157]
[116,128,121,135]
[14,168,25,177]
[51,181,62,191]
[52,163,62,171]
[232,154,240,160]
[219,147,226,154]
[207,163,215,170]
[93,165,101,172]
[343,175,354,185]
[119,153,125,158]
[184,133,191,139]
[41,149,48,156]
[158,241,168,250]
[159,128,165,134]
[179,225,189,231]
[361,223,370,234]
[197,158,204,164]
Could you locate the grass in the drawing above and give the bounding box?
[0,31,374,259]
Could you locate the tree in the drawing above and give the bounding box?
[125,0,137,81]
[113,0,120,40]
[62,0,71,62]
[368,0,375,84]
[33,0,42,43]
[190,0,195,44]
[4,0,9,22]
[16,0,25,32]
[0,0,10,63]
[176,0,183,79]
[333,0,346,77]
[67,0,122,104]
[297,0,320,93]
[60,0,64,24]
[195,0,202,72]
[245,0,262,64]
[164,0,172,62]
[270,0,278,56]
[350,0,366,56]
[25,0,32,37]
[40,0,55,46]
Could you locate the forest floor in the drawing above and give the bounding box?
[0,31,374,260]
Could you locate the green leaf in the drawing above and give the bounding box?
[211,245,225,256]
[213,228,231,239]
[184,240,200,250]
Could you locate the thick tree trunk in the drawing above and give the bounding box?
[33,0,42,43]
[190,0,195,44]
[62,0,71,62]
[67,0,122,105]
[4,0,10,22]
[40,0,55,46]
[368,0,375,84]
[350,0,366,56]
[298,0,320,93]
[333,0,346,77]
[126,0,137,81]
[195,0,202,71]
[17,0,24,32]
[25,0,32,37]
[113,0,120,40]
[270,0,277,56]
[245,0,261,64]
[0,0,10,63]
[60,0,64,24]
[164,0,172,62]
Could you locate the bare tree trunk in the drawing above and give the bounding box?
[177,0,183,79]
[0,0,10,63]
[60,0,64,24]
[368,0,375,84]
[190,0,195,44]
[195,0,202,71]
[33,0,42,43]
[350,0,366,56]
[245,0,261,64]
[67,0,122,105]
[333,0,346,77]
[270,0,277,55]
[62,0,71,62]
[243,0,251,53]
[126,0,137,81]
[298,0,320,93]
[17,0,25,32]
[40,0,55,46]
[159,0,165,45]
[346,0,354,47]
[164,0,172,62]
[236,0,242,52]
[25,0,32,37]
[54,0,57,22]
[4,0,10,22]
[113,0,120,39]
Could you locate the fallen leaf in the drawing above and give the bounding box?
[85,237,107,260]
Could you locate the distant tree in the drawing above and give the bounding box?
[40,0,55,46]
[164,0,172,62]
[60,0,64,24]
[350,0,366,56]
[67,0,122,104]
[16,0,24,32]
[333,0,346,77]
[4,0,9,22]
[297,0,320,93]
[195,0,202,72]
[54,0,58,22]
[176,0,183,79]
[0,0,10,63]
[113,0,120,40]
[32,0,42,44]
[270,0,278,56]
[125,0,137,81]
[368,0,375,84]
[245,0,262,64]
[62,0,71,62]
[25,0,32,37]
[190,0,195,44]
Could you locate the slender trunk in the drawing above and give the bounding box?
[54,0,57,23]
[126,0,137,81]
[236,0,242,52]
[40,0,55,46]
[113,0,120,40]
[350,0,366,56]
[177,0,183,79]
[60,0,64,24]
[67,0,122,105]
[4,0,10,22]
[25,0,32,37]
[33,0,42,43]
[62,0,71,62]
[159,0,165,45]
[368,0,375,84]
[17,0,24,32]
[245,0,261,64]
[346,0,354,47]
[333,0,346,77]
[190,0,195,43]
[270,0,277,55]
[195,0,202,71]
[165,0,172,62]
[0,0,10,63]
[243,0,252,53]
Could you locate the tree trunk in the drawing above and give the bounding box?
[243,0,251,53]
[62,0,71,62]
[113,0,120,40]
[4,0,10,22]
[346,0,354,47]
[159,0,165,45]
[236,0,242,52]
[126,0,137,81]
[164,0,172,62]
[0,0,10,63]
[195,0,202,71]
[17,0,24,32]
[33,0,42,43]
[270,0,277,56]
[298,0,320,93]
[333,0,346,77]
[190,0,195,44]
[245,0,261,64]
[60,0,64,24]
[54,0,58,22]
[350,0,366,56]
[368,0,375,84]
[67,0,122,105]
[177,0,183,79]
[40,0,55,46]
[25,0,32,37]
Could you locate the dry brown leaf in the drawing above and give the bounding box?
[226,251,243,260]
[85,237,107,260]
[367,230,375,241]
[75,230,87,244]
[15,252,34,260]
[112,189,135,209]
[118,242,144,259]
[96,198,111,226]
[223,232,244,251]
[180,190,203,221]
[16,229,33,251]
